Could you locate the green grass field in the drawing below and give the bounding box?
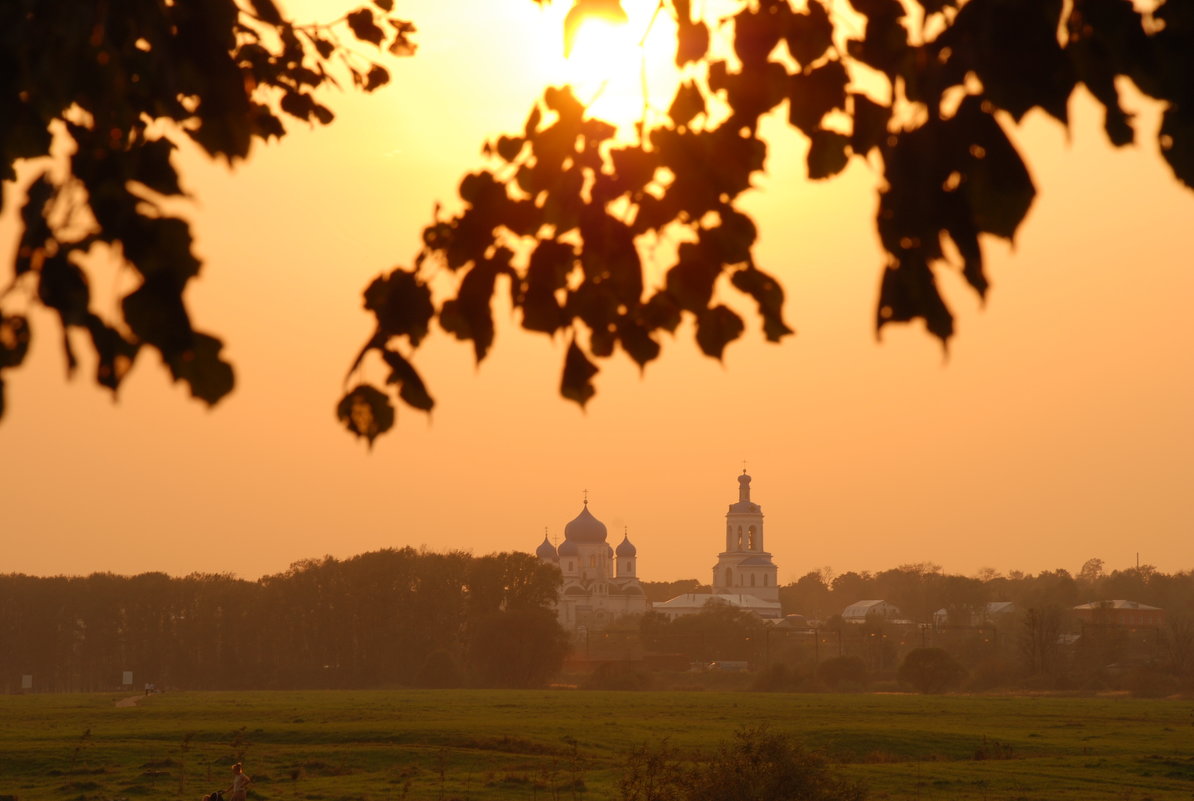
[2,690,1192,801]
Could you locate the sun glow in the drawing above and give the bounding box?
[551,7,680,131]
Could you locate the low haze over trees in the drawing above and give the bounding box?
[3,0,1193,440]
[0,549,564,692]
[4,554,1190,694]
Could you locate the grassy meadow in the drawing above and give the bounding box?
[2,689,1192,801]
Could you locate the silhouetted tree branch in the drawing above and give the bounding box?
[3,1,1192,444]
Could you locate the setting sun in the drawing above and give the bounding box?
[549,3,680,130]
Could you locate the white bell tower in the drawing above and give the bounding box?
[712,470,779,602]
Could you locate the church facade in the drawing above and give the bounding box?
[534,501,649,630]
[654,471,781,619]
[535,471,781,629]
[712,471,779,603]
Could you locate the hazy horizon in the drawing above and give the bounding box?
[1,0,1190,584]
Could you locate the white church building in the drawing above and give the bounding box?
[534,500,650,629]
[537,471,781,628]
[654,470,781,619]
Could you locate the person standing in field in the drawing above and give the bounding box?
[227,763,251,801]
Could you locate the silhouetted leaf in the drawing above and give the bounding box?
[695,305,745,360]
[86,316,139,392]
[912,0,958,13]
[940,196,987,298]
[669,82,706,129]
[877,255,953,342]
[38,254,91,328]
[609,146,658,194]
[954,97,1036,239]
[250,0,283,24]
[642,291,682,333]
[312,103,335,125]
[119,216,201,283]
[719,61,790,130]
[15,173,54,277]
[1067,0,1147,147]
[0,314,31,369]
[281,91,316,120]
[439,259,501,361]
[382,349,434,412]
[167,332,235,406]
[807,129,851,179]
[1160,104,1194,189]
[851,93,891,156]
[525,105,543,138]
[313,37,335,58]
[786,1,835,68]
[337,384,395,446]
[944,0,1074,123]
[666,243,721,312]
[364,65,390,91]
[676,20,710,66]
[846,14,909,79]
[734,8,783,66]
[731,266,794,342]
[789,60,849,134]
[703,208,757,265]
[122,275,192,356]
[131,137,182,196]
[579,209,642,304]
[560,340,599,407]
[347,8,385,46]
[497,135,524,162]
[363,268,435,345]
[617,317,661,368]
[849,0,906,20]
[544,85,586,124]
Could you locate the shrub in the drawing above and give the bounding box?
[582,662,653,691]
[414,649,462,688]
[897,648,966,694]
[816,656,868,691]
[750,664,791,692]
[964,657,1018,692]
[619,727,866,801]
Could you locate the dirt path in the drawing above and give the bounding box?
[115,694,143,707]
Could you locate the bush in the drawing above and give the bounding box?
[619,727,866,801]
[897,648,966,694]
[750,664,792,692]
[414,649,463,688]
[1124,667,1180,698]
[964,657,1018,692]
[816,656,868,691]
[582,662,653,691]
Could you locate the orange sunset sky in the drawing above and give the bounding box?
[0,0,1191,583]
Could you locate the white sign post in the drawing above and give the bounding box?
[122,671,133,686]
[21,674,32,690]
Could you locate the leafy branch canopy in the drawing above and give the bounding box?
[2,0,1192,444]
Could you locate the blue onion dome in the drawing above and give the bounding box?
[536,535,558,560]
[616,533,637,557]
[564,503,608,543]
[558,539,580,557]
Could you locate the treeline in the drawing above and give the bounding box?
[0,549,567,693]
[773,560,1194,624]
[624,561,1194,694]
[6,553,1193,695]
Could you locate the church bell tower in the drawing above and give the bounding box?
[712,470,779,602]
